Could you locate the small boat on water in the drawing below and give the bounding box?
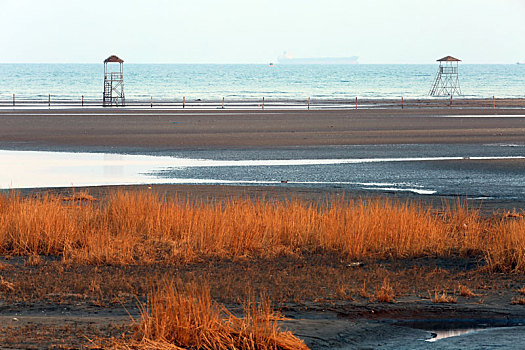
[269,62,274,67]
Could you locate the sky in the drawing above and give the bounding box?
[0,0,524,64]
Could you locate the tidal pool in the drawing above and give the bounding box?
[1,145,524,202]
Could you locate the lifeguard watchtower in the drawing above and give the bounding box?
[103,55,125,106]
[429,56,462,96]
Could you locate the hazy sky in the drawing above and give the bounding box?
[1,0,524,64]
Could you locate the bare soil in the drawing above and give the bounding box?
[1,185,525,349]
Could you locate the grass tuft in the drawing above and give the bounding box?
[376,278,395,303]
[432,291,457,304]
[124,279,309,350]
[457,284,478,298]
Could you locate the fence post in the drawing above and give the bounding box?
[262,97,265,110]
[82,95,84,106]
[308,97,310,110]
[183,96,185,109]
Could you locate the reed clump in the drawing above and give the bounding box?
[126,279,308,350]
[0,190,524,272]
[432,291,457,304]
[375,278,395,303]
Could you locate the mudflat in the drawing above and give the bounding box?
[0,108,524,151]
[1,108,525,349]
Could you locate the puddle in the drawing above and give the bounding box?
[394,318,525,343]
[425,328,485,342]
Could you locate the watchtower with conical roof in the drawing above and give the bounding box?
[429,56,462,96]
[103,55,125,106]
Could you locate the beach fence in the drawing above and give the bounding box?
[0,95,524,110]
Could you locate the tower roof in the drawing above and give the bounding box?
[437,56,461,62]
[104,55,124,63]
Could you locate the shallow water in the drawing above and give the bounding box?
[1,144,525,201]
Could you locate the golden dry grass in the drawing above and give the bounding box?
[118,279,308,350]
[0,191,524,271]
[432,291,457,304]
[456,284,478,298]
[375,278,395,303]
[511,297,525,305]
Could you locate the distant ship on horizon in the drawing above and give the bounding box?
[277,52,358,65]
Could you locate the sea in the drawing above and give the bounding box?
[0,64,524,102]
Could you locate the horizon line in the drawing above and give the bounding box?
[0,61,520,65]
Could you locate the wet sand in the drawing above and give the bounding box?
[0,108,524,151]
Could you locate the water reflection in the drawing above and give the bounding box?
[103,153,124,177]
[1,149,525,201]
[426,328,482,342]
[0,150,170,189]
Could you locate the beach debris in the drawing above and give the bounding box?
[346,261,364,268]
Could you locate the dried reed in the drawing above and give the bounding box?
[432,291,457,304]
[376,278,395,303]
[457,285,478,298]
[127,279,308,350]
[0,191,524,272]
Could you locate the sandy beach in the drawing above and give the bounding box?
[1,107,525,349]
